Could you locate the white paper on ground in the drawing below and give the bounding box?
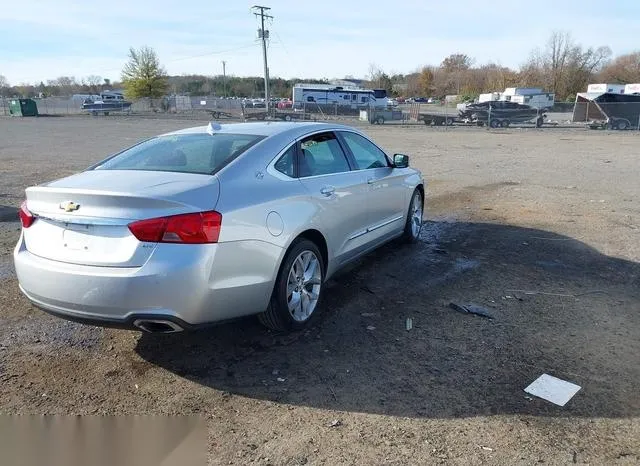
[524,373,581,406]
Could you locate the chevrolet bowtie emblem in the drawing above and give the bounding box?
[60,201,81,212]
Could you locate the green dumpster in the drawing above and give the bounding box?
[8,98,39,117]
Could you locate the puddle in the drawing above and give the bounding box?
[0,205,18,223]
[452,257,481,273]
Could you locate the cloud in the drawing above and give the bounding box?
[2,0,639,83]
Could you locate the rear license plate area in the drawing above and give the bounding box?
[63,223,92,250]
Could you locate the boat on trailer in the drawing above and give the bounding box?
[82,91,132,115]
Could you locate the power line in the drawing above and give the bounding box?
[168,44,256,63]
[252,5,273,113]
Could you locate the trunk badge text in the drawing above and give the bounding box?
[59,201,81,212]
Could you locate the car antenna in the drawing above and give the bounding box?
[207,121,222,135]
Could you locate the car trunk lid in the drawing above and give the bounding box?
[23,170,220,267]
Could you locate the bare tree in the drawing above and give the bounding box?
[367,63,383,83]
[0,75,8,96]
[521,32,611,99]
[598,51,640,84]
[45,76,78,96]
[85,75,102,94]
[441,53,474,94]
[417,67,434,96]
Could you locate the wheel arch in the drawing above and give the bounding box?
[415,183,425,203]
[294,229,329,274]
[273,228,330,284]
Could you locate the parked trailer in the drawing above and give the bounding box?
[579,92,640,130]
[242,109,314,122]
[418,113,456,126]
[273,110,314,121]
[205,109,234,119]
[361,109,404,125]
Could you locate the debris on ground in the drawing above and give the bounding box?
[366,325,376,331]
[276,377,286,383]
[448,302,494,319]
[360,312,377,317]
[524,374,581,406]
[360,286,376,294]
[478,445,494,452]
[329,419,342,428]
[405,318,413,331]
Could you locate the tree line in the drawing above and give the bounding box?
[2,32,639,102]
[369,32,639,101]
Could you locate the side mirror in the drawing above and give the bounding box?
[393,153,409,168]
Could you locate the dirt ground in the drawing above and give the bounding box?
[0,116,639,465]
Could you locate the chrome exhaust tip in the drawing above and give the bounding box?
[133,319,184,334]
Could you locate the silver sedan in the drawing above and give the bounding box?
[14,122,424,333]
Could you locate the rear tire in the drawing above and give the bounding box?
[258,239,325,332]
[400,189,423,243]
[616,119,629,130]
[490,119,500,128]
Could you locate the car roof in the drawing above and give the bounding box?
[163,121,359,140]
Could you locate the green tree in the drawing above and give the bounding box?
[121,46,168,99]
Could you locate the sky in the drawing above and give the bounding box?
[1,0,639,85]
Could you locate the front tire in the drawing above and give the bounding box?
[400,189,423,243]
[258,239,324,332]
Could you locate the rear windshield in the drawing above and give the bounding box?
[94,133,265,174]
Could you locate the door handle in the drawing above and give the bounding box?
[320,186,335,196]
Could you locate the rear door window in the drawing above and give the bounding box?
[299,132,351,177]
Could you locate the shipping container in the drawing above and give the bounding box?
[587,84,626,94]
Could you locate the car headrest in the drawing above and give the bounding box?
[165,149,187,166]
[299,149,316,177]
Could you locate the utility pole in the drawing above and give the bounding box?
[252,5,273,114]
[222,60,227,97]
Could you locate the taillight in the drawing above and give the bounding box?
[128,211,222,244]
[19,201,35,228]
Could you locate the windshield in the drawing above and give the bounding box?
[94,133,265,175]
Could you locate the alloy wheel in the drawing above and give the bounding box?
[286,251,322,322]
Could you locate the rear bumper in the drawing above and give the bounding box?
[14,233,283,328]
[19,293,200,331]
